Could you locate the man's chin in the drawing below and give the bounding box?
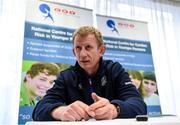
[81,65,91,71]
[80,63,89,67]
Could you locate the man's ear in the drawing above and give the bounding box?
[99,44,106,56]
[72,48,75,56]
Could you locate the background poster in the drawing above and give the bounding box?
[18,0,93,124]
[96,14,161,116]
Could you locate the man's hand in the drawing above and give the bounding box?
[51,101,94,121]
[89,93,118,120]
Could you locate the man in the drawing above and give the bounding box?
[33,26,147,121]
[20,62,60,106]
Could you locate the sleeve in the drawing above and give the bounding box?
[32,72,67,121]
[109,62,147,118]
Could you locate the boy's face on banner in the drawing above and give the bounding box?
[26,72,57,97]
[142,79,157,96]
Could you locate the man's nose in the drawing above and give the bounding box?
[79,48,87,57]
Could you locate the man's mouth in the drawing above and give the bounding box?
[80,60,90,64]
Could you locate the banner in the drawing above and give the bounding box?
[96,14,161,116]
[18,0,93,124]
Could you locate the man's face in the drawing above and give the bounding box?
[142,79,157,96]
[73,34,105,75]
[26,72,57,97]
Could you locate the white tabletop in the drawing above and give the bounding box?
[25,116,180,125]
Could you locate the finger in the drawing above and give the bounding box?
[93,105,111,120]
[68,105,82,121]
[60,108,76,121]
[94,104,116,120]
[71,102,90,120]
[91,92,101,102]
[86,108,95,118]
[89,98,109,111]
[62,114,76,121]
[94,105,107,116]
[75,101,95,118]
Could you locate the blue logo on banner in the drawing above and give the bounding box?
[106,19,119,34]
[18,106,34,124]
[39,4,54,22]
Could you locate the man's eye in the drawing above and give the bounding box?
[75,46,81,50]
[86,45,92,50]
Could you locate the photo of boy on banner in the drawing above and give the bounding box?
[19,61,70,124]
[127,70,161,116]
[20,61,60,106]
[141,71,160,106]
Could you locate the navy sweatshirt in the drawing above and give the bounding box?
[33,59,147,121]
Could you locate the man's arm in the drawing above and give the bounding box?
[87,61,147,120]
[109,62,147,118]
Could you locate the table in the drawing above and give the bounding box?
[25,116,180,125]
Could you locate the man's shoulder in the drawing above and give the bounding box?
[57,66,78,83]
[103,59,123,69]
[59,65,76,75]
